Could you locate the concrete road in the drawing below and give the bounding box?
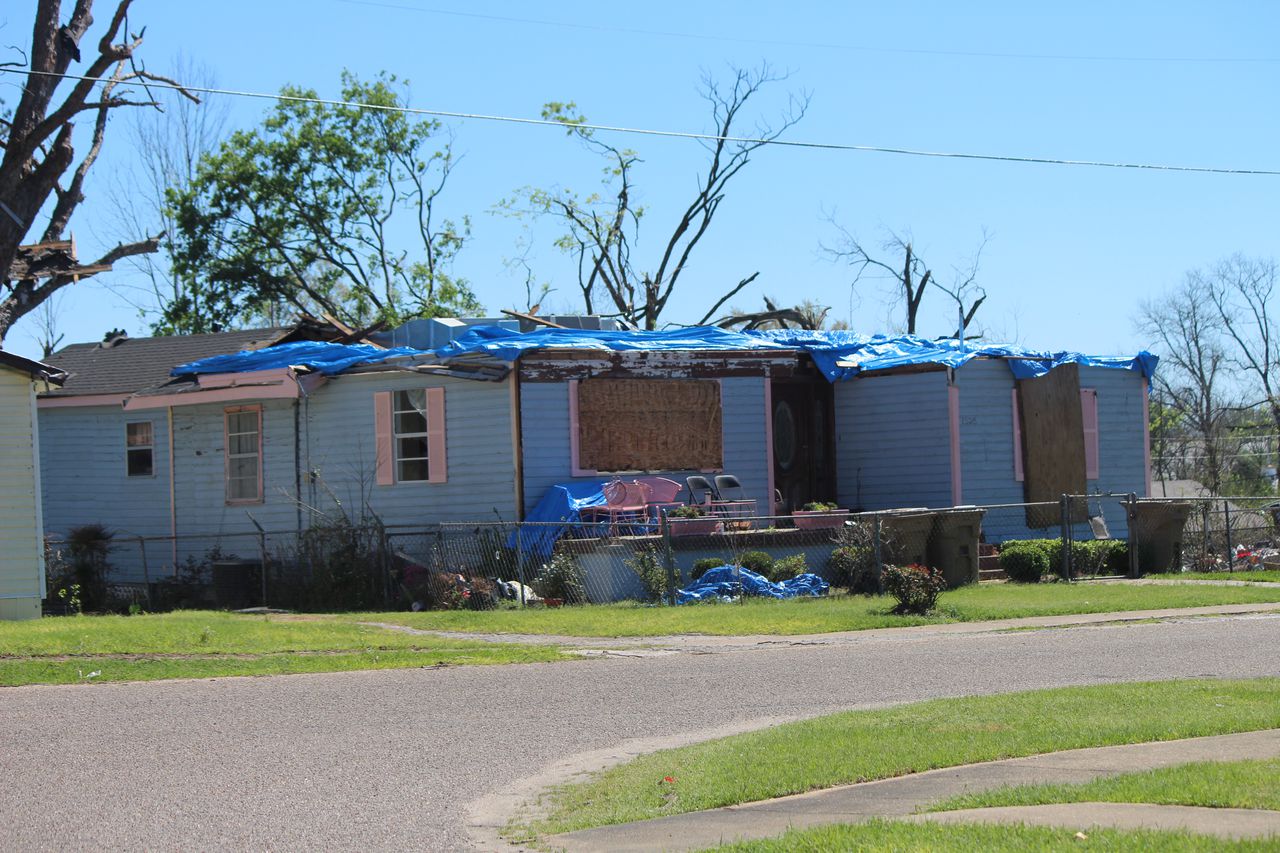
[2,614,1278,851]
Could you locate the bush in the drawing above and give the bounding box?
[767,553,808,583]
[828,545,878,593]
[883,563,947,615]
[47,524,114,613]
[534,552,588,605]
[997,538,1130,579]
[627,546,676,602]
[690,558,724,581]
[737,551,775,577]
[999,543,1050,583]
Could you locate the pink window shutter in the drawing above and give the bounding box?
[1011,388,1024,482]
[426,387,448,483]
[373,391,394,486]
[1081,388,1099,479]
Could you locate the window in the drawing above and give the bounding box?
[393,389,430,482]
[572,378,723,474]
[126,421,154,477]
[225,406,262,503]
[374,388,447,485]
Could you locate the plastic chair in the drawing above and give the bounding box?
[582,479,651,534]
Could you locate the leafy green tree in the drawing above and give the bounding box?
[166,71,479,333]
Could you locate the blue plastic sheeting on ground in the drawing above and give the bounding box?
[433,325,792,363]
[747,330,1159,383]
[676,566,830,604]
[171,340,430,377]
[511,481,611,559]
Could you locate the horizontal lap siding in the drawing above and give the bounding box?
[834,371,952,510]
[520,377,770,516]
[305,374,518,524]
[0,372,42,600]
[39,404,173,582]
[957,360,1147,542]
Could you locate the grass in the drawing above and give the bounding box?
[365,582,1280,638]
[931,758,1280,813]
[1174,570,1280,584]
[705,819,1272,852]
[521,679,1280,838]
[0,611,568,686]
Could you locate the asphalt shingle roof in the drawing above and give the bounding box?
[42,328,291,397]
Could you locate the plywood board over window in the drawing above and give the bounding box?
[576,378,722,472]
[1017,363,1087,526]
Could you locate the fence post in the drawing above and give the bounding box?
[380,527,391,608]
[1126,492,1139,578]
[1059,494,1072,581]
[873,514,884,595]
[660,512,677,606]
[1223,499,1234,571]
[257,531,269,609]
[515,524,527,606]
[1201,502,1212,571]
[136,537,151,604]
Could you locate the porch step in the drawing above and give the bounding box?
[979,567,1008,582]
[978,544,1005,580]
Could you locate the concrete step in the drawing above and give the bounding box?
[979,567,1008,581]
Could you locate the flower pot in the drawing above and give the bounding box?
[792,509,850,530]
[667,518,724,537]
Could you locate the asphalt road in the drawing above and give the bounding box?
[3,614,1279,851]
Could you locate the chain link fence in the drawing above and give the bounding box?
[43,492,1280,613]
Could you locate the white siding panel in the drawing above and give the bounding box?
[0,370,42,607]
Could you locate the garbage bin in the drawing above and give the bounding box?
[927,507,987,588]
[211,559,262,609]
[1127,500,1192,574]
[878,509,934,569]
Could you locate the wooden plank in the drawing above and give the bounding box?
[576,378,722,471]
[500,308,568,329]
[1017,363,1087,526]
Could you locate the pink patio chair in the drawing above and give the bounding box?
[634,476,683,520]
[582,479,652,534]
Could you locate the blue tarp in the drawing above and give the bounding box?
[432,325,1157,383]
[171,340,429,377]
[513,480,611,558]
[676,566,830,604]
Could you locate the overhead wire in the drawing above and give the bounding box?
[5,67,1280,177]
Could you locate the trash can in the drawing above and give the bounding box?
[1127,501,1192,574]
[878,509,934,569]
[927,507,987,588]
[211,559,262,609]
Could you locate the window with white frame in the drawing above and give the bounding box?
[393,390,430,482]
[126,421,154,477]
[225,406,262,502]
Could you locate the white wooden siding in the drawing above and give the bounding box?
[0,369,43,615]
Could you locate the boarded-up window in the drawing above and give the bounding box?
[1016,364,1086,526]
[575,378,722,472]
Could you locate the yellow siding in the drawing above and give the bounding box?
[0,368,43,615]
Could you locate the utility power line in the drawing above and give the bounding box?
[335,0,1280,65]
[6,67,1280,177]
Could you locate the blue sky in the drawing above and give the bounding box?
[6,0,1279,361]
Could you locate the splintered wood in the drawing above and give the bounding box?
[577,378,722,472]
[1017,363,1087,526]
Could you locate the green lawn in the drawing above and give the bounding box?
[368,582,1280,638]
[707,819,1270,852]
[0,611,567,686]
[1174,570,1280,584]
[520,679,1280,838]
[931,758,1280,813]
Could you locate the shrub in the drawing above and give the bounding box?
[627,546,676,602]
[534,552,588,604]
[883,563,947,615]
[802,501,838,512]
[828,545,878,593]
[670,505,705,519]
[999,543,1050,583]
[997,538,1130,579]
[690,557,723,581]
[48,524,114,612]
[737,550,775,578]
[767,553,808,582]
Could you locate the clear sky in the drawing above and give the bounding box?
[6,0,1279,361]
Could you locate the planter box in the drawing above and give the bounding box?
[667,518,724,537]
[792,509,850,531]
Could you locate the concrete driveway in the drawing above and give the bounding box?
[3,613,1278,851]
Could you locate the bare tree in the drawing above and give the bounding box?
[506,64,808,330]
[106,55,228,332]
[1199,254,1280,478]
[1136,276,1236,494]
[0,0,195,343]
[823,223,989,337]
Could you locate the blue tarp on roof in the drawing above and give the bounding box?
[171,340,428,377]
[169,325,1158,384]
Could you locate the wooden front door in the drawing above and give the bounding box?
[771,378,836,514]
